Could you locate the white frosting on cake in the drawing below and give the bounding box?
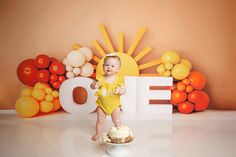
[108,125,131,139]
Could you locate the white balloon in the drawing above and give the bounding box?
[63,58,71,66]
[67,51,85,67]
[66,65,73,72]
[66,71,75,79]
[72,67,81,75]
[79,47,93,61]
[80,62,94,77]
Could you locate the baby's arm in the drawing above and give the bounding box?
[90,80,101,89]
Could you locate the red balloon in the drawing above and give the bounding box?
[52,81,61,89]
[17,59,38,86]
[178,101,194,114]
[188,71,206,90]
[194,91,209,111]
[35,54,50,69]
[36,70,50,83]
[171,90,187,104]
[58,75,66,83]
[49,74,58,82]
[49,61,65,75]
[188,90,202,103]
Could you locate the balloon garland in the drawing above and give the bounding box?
[14,25,209,117]
[157,51,209,114]
[15,46,95,117]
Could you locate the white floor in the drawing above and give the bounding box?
[0,110,236,157]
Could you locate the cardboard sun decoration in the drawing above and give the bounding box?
[59,76,173,120]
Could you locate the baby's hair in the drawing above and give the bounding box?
[103,54,121,66]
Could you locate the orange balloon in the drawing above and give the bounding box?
[182,79,190,86]
[188,71,206,90]
[185,85,193,93]
[178,101,194,114]
[171,90,187,105]
[194,91,209,111]
[188,90,202,103]
[176,82,186,91]
[51,98,61,112]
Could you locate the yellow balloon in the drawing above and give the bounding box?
[161,51,180,64]
[45,87,52,94]
[162,70,171,77]
[45,94,54,102]
[164,62,174,70]
[20,88,33,97]
[34,82,49,90]
[171,64,190,80]
[15,96,39,118]
[52,90,59,98]
[40,100,53,113]
[32,88,46,101]
[180,58,192,70]
[156,64,166,73]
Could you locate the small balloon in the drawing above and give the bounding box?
[80,63,94,77]
[79,47,93,61]
[156,64,166,73]
[32,88,46,101]
[180,58,192,70]
[20,88,33,97]
[40,101,53,113]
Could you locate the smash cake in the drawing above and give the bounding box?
[103,125,134,144]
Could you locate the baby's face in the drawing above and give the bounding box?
[103,58,120,76]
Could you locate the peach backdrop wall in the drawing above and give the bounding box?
[0,0,236,109]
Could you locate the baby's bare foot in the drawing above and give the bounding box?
[91,134,100,141]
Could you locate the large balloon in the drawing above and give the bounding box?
[34,54,50,69]
[15,96,39,118]
[161,51,180,64]
[188,71,206,90]
[67,51,85,67]
[17,59,38,86]
[171,90,187,105]
[171,64,190,80]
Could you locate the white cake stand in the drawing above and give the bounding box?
[102,134,134,157]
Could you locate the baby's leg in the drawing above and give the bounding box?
[91,107,106,141]
[111,108,122,127]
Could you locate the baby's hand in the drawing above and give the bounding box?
[115,85,125,95]
[94,81,101,89]
[90,80,100,89]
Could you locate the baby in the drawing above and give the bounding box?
[90,53,125,141]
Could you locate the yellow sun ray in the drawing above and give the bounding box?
[118,32,124,52]
[138,59,162,70]
[92,55,101,63]
[127,27,146,56]
[72,44,81,50]
[92,40,106,57]
[99,24,115,52]
[134,46,152,62]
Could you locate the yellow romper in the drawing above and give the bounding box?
[95,75,124,115]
